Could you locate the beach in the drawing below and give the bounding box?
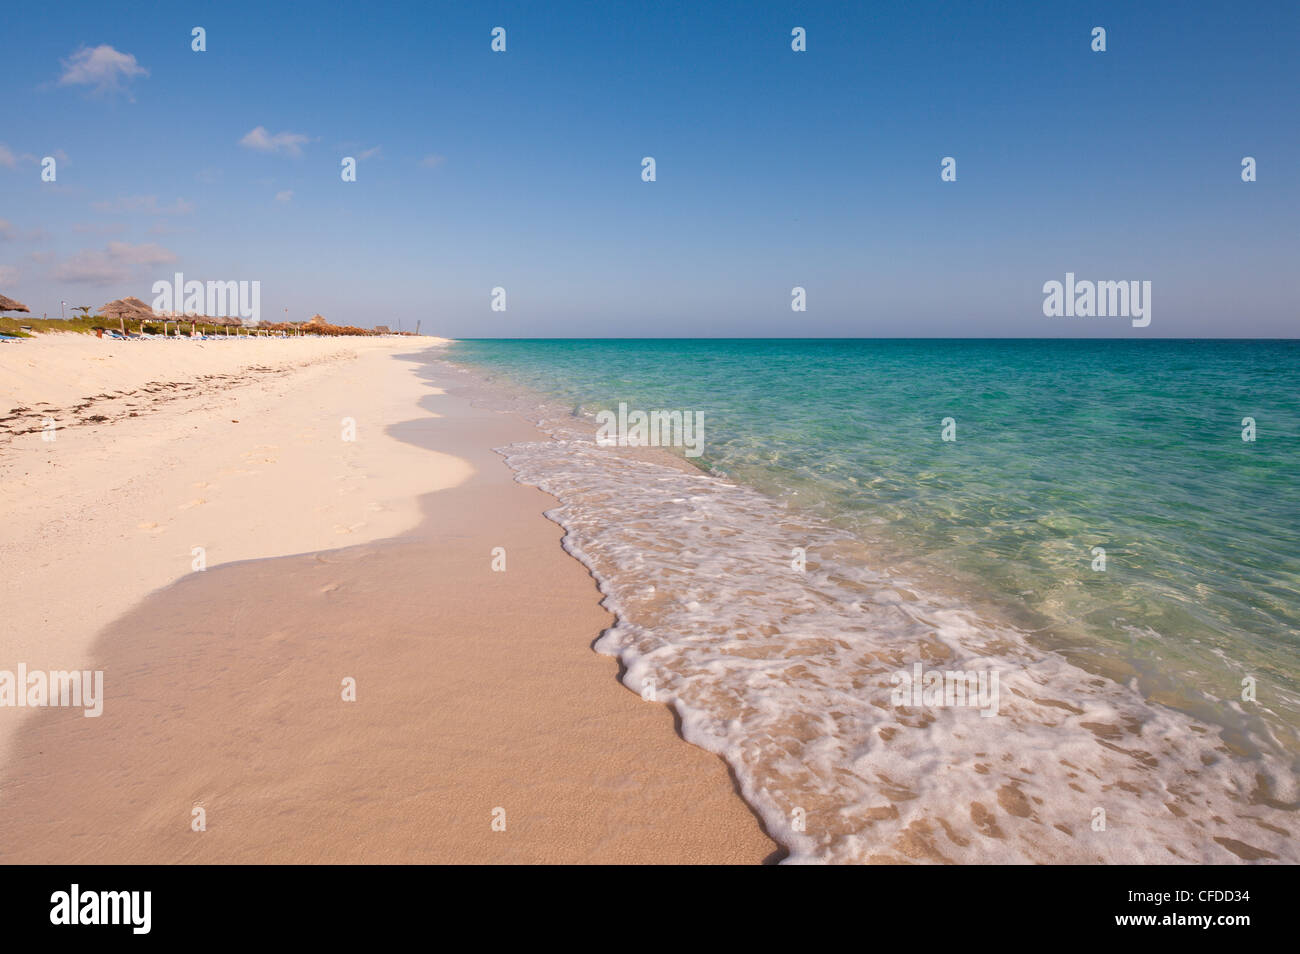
[0,334,777,863]
[3,334,1296,865]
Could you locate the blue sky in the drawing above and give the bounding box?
[1,0,1296,336]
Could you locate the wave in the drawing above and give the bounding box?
[446,357,1299,863]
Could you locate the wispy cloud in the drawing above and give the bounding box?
[358,146,382,160]
[0,265,20,285]
[0,220,49,243]
[240,126,310,157]
[72,222,126,235]
[92,195,194,215]
[0,146,56,170]
[275,190,293,203]
[58,45,148,97]
[50,241,177,285]
[418,154,446,169]
[104,241,175,265]
[0,145,19,169]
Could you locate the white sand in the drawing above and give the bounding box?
[0,333,777,863]
[0,334,469,764]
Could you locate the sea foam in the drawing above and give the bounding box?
[499,428,1297,864]
[440,352,1298,864]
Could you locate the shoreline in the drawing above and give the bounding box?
[0,335,778,863]
[7,334,1292,864]
[441,343,1299,864]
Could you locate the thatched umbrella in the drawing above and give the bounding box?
[99,299,141,335]
[120,297,153,322]
[99,297,154,335]
[154,309,183,336]
[211,314,241,337]
[162,308,200,336]
[0,294,31,316]
[173,310,211,336]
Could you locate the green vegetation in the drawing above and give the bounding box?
[0,316,236,337]
[0,315,392,338]
[0,315,104,337]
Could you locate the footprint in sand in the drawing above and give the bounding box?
[178,498,207,510]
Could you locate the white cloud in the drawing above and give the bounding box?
[58,45,148,96]
[72,222,126,235]
[240,126,310,157]
[104,241,175,265]
[50,242,177,285]
[50,253,127,285]
[92,195,194,215]
[418,154,446,169]
[275,190,293,203]
[0,146,46,170]
[0,265,20,285]
[0,221,49,243]
[358,146,382,160]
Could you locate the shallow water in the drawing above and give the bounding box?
[445,339,1300,863]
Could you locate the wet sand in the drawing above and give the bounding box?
[0,340,778,863]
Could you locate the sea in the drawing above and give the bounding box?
[442,338,1300,863]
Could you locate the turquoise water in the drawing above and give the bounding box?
[450,339,1300,747]
[441,338,1300,861]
